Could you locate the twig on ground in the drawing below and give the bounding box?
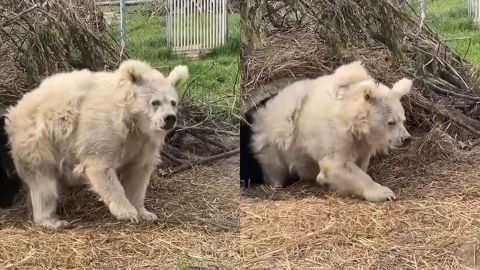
[176,125,239,136]
[166,148,240,176]
[161,151,184,165]
[184,130,230,151]
[164,144,193,160]
[416,98,480,138]
[423,80,480,101]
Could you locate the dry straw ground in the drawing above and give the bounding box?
[0,160,240,269]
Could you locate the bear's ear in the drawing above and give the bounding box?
[355,80,377,102]
[332,61,371,86]
[364,88,373,102]
[391,78,413,97]
[167,65,189,87]
[118,60,152,85]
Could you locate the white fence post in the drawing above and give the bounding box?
[419,0,427,29]
[167,0,228,54]
[120,0,127,50]
[468,0,480,25]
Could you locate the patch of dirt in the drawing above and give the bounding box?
[0,160,240,269]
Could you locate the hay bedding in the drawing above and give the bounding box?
[0,160,240,269]
[240,0,480,268]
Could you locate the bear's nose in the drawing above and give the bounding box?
[163,114,177,129]
[402,136,411,145]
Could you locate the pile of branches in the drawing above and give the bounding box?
[149,0,167,16]
[241,0,480,147]
[228,0,242,13]
[160,87,239,175]
[0,0,121,105]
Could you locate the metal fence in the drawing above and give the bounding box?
[468,0,480,25]
[166,0,228,53]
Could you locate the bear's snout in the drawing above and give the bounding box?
[163,114,177,130]
[401,135,411,145]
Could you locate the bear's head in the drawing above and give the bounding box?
[350,78,413,153]
[117,60,188,134]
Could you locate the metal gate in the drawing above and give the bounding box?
[468,0,480,25]
[166,0,228,54]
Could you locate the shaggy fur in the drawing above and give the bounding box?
[0,107,21,208]
[5,60,188,228]
[250,61,412,202]
[240,94,277,187]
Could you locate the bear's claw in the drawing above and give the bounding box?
[363,183,397,202]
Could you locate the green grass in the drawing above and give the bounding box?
[175,255,192,270]
[425,0,480,65]
[109,8,240,126]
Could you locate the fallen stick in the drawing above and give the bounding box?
[185,129,230,151]
[415,97,480,137]
[424,80,480,101]
[166,148,240,176]
[163,144,194,160]
[161,151,183,165]
[403,69,480,104]
[176,125,239,136]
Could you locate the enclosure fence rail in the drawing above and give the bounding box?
[167,0,227,54]
[468,0,480,25]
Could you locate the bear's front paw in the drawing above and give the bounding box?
[316,171,329,185]
[138,209,158,221]
[362,183,396,202]
[109,202,139,222]
[37,218,71,229]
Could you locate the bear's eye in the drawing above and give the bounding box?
[151,100,161,106]
[171,100,177,107]
[388,120,396,126]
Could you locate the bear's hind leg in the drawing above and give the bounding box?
[262,163,289,188]
[22,169,69,229]
[255,145,289,188]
